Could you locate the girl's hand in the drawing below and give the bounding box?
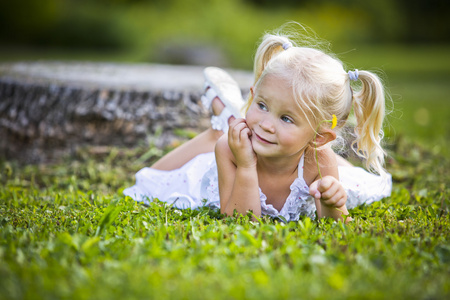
[228,118,257,168]
[309,176,347,208]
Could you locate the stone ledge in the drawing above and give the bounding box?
[0,62,253,163]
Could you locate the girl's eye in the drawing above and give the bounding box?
[258,102,268,111]
[281,116,293,123]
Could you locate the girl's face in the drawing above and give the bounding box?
[246,75,315,159]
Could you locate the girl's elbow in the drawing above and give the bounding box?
[221,203,261,219]
[215,134,229,156]
[221,206,236,217]
[220,199,234,216]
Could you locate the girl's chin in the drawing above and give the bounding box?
[252,144,278,157]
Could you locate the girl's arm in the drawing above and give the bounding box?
[307,146,350,221]
[215,119,261,217]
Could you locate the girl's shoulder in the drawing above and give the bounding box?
[302,147,318,185]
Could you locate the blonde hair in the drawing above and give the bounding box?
[245,24,387,175]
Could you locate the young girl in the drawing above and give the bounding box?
[124,26,392,222]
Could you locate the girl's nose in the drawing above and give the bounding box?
[259,118,275,133]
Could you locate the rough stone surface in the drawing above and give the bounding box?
[0,62,253,163]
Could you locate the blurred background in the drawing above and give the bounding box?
[0,0,449,145]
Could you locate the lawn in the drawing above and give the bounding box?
[1,44,450,299]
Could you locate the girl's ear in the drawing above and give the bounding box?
[310,129,337,148]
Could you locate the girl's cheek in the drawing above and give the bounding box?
[245,109,257,126]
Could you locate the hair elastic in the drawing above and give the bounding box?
[282,41,292,50]
[348,69,359,81]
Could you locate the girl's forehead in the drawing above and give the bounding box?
[255,75,297,106]
[257,73,290,91]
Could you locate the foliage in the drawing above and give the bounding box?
[1,0,449,68]
[0,0,130,49]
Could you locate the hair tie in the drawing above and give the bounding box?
[282,41,292,50]
[348,69,359,81]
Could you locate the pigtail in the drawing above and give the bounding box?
[253,34,292,83]
[351,70,387,175]
[243,34,293,113]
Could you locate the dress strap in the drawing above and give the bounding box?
[297,154,305,179]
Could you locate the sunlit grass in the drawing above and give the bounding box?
[1,133,450,299]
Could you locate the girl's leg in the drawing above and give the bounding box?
[151,98,231,171]
[151,128,223,170]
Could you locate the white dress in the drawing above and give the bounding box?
[123,152,392,221]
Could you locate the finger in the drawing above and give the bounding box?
[334,197,347,208]
[237,125,251,143]
[320,181,340,200]
[314,191,321,200]
[309,180,319,197]
[229,122,248,142]
[229,118,246,133]
[335,194,347,207]
[321,190,346,207]
[240,128,252,142]
[229,117,245,128]
[246,127,252,138]
[228,118,246,136]
[317,176,334,193]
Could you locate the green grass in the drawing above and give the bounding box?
[1,138,449,299]
[1,43,450,298]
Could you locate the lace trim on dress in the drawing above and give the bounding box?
[259,177,317,222]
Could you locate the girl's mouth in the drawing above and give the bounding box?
[254,132,275,144]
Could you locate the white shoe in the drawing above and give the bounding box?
[201,67,245,133]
